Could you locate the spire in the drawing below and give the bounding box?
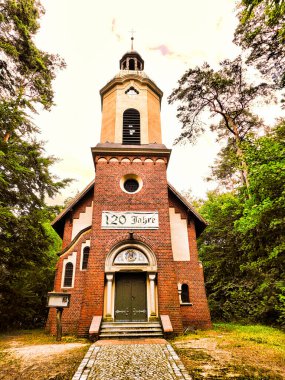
[129,29,135,51]
[119,31,144,71]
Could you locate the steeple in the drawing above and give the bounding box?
[119,51,144,71]
[130,28,135,51]
[118,30,144,71]
[99,48,163,145]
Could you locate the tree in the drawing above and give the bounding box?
[235,119,285,325]
[0,211,62,329]
[198,119,285,326]
[0,0,69,330]
[234,0,285,93]
[0,0,65,140]
[0,0,65,108]
[198,191,259,322]
[208,141,242,190]
[168,56,272,189]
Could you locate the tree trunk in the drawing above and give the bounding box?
[3,133,10,142]
[227,116,251,194]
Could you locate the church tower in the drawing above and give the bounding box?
[47,43,211,338]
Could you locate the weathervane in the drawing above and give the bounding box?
[129,28,136,50]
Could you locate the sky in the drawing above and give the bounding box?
[32,0,280,205]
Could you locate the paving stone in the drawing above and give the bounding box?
[72,341,192,380]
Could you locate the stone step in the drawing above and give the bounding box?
[101,323,161,329]
[99,321,163,339]
[101,328,162,333]
[99,332,163,339]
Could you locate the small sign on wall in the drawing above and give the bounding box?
[47,292,71,308]
[102,211,159,229]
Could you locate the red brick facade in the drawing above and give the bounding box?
[46,50,211,337]
[46,158,211,335]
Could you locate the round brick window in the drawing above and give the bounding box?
[120,174,143,194]
[124,179,139,193]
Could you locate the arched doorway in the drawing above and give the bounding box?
[104,242,158,322]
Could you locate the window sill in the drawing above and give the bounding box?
[180,302,193,306]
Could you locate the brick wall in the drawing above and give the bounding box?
[77,157,183,335]
[169,192,212,329]
[46,228,92,335]
[47,155,211,336]
[61,191,93,249]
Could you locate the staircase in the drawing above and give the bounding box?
[99,321,163,339]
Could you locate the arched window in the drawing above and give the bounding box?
[129,58,135,70]
[181,284,190,303]
[63,262,73,287]
[123,108,140,145]
[82,247,90,270]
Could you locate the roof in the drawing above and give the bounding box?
[119,50,144,65]
[51,179,95,237]
[167,182,208,237]
[52,180,207,238]
[99,71,163,108]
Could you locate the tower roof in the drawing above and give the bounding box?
[119,50,144,71]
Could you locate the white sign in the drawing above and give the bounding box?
[47,292,71,308]
[101,211,159,229]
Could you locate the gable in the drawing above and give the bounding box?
[167,183,207,237]
[52,179,207,239]
[52,180,94,238]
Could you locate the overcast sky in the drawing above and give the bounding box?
[32,0,280,205]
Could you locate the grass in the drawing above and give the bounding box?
[0,328,88,345]
[0,329,90,380]
[0,324,284,379]
[171,323,285,379]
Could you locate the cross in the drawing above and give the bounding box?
[129,28,136,50]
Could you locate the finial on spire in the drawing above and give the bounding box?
[129,28,136,51]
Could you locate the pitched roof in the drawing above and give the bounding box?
[52,180,207,238]
[167,182,208,236]
[52,179,95,237]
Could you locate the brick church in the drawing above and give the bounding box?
[47,46,211,338]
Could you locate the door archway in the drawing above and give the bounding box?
[104,241,158,322]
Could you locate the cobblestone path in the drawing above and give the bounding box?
[72,339,192,380]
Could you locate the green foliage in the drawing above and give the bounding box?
[0,1,69,330]
[198,191,250,321]
[0,0,65,110]
[234,0,285,92]
[209,140,242,189]
[0,209,62,330]
[199,120,285,327]
[0,137,69,214]
[168,56,271,145]
[168,56,274,189]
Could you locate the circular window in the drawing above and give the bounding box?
[124,179,139,193]
[120,174,143,194]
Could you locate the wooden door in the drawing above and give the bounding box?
[115,273,147,321]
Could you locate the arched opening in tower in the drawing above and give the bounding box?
[122,108,140,145]
[129,59,135,70]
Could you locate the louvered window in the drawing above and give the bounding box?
[63,262,73,287]
[82,247,90,270]
[123,108,140,145]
